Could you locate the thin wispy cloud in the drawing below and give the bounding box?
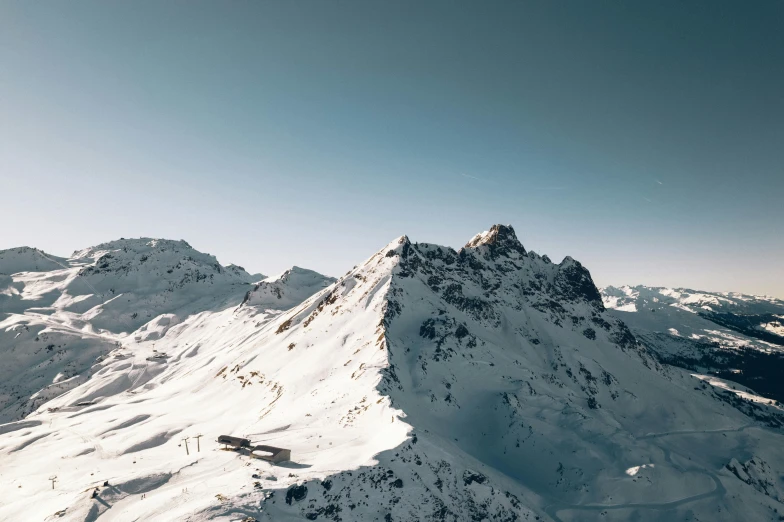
[642,197,652,203]
[461,173,496,184]
[655,179,663,185]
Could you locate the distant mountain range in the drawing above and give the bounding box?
[1,227,783,521]
[601,284,784,407]
[602,284,784,344]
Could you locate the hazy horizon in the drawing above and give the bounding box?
[2,1,782,297]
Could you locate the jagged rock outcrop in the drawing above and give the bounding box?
[726,456,784,502]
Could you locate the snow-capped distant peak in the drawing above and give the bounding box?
[0,246,69,275]
[242,266,335,310]
[263,266,326,284]
[225,264,266,283]
[70,238,194,262]
[601,284,784,316]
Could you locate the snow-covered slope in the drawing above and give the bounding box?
[0,238,270,423]
[2,227,784,521]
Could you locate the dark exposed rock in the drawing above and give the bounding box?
[462,470,487,486]
[455,324,470,339]
[420,319,437,340]
[553,258,603,308]
[610,321,639,351]
[286,484,308,505]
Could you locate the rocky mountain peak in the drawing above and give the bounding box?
[553,256,604,308]
[463,224,526,258]
[225,264,265,283]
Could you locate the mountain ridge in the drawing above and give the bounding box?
[0,227,783,521]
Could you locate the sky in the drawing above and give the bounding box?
[1,1,782,297]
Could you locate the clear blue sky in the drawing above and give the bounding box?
[1,1,782,296]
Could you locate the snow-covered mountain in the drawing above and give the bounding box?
[602,285,784,406]
[1,227,784,521]
[602,285,784,343]
[601,285,784,353]
[0,239,269,423]
[601,285,784,316]
[0,246,69,275]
